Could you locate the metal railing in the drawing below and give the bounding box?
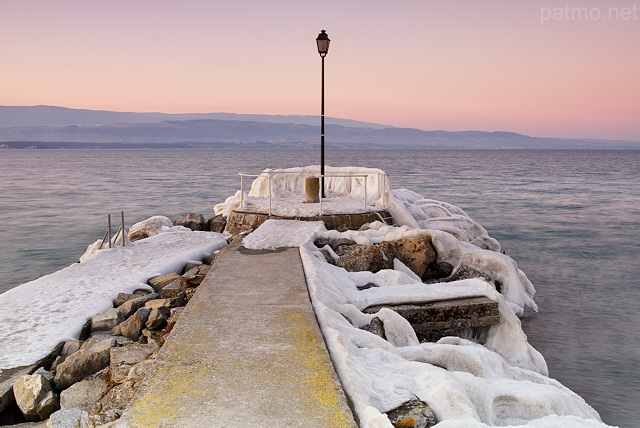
[238,172,375,216]
[100,211,126,249]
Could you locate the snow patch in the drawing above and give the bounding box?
[0,229,227,370]
[242,220,325,250]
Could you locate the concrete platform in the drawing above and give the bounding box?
[226,209,394,234]
[119,240,356,427]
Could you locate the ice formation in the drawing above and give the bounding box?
[249,218,607,428]
[236,166,610,428]
[214,165,392,218]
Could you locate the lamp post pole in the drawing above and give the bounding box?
[316,30,330,198]
[321,52,325,198]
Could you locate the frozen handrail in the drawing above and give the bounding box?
[99,212,126,250]
[238,172,373,216]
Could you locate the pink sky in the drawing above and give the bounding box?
[2,0,639,140]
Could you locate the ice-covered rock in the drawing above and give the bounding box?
[172,213,206,231]
[335,244,385,272]
[386,399,438,428]
[378,236,438,279]
[207,214,227,233]
[244,215,609,427]
[128,216,189,241]
[389,189,500,252]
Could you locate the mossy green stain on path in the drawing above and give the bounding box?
[121,242,355,427]
[285,308,355,427]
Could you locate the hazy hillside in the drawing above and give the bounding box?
[0,105,389,129]
[1,106,638,150]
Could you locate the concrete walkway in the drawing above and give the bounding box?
[119,240,356,427]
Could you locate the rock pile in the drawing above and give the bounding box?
[314,231,511,427]
[315,234,500,343]
[315,235,451,282]
[4,248,219,427]
[128,212,228,242]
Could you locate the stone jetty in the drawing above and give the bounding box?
[119,240,355,427]
[0,206,502,427]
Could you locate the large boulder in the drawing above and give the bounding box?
[144,296,184,311]
[59,374,108,412]
[313,237,357,252]
[159,279,184,299]
[147,273,181,293]
[127,216,172,242]
[126,359,155,384]
[207,215,227,233]
[110,343,158,384]
[113,293,135,307]
[13,374,59,421]
[53,337,115,391]
[117,293,158,319]
[59,340,83,360]
[173,213,206,231]
[47,408,102,428]
[50,340,84,372]
[335,244,384,272]
[91,308,123,333]
[145,306,171,330]
[181,266,208,288]
[422,261,454,282]
[379,236,437,279]
[118,308,151,341]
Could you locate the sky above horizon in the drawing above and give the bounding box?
[2,0,639,141]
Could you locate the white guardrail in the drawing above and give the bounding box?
[238,172,383,216]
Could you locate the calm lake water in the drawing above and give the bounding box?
[1,149,638,427]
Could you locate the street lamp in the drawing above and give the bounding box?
[316,29,330,197]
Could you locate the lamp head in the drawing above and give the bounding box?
[316,30,330,58]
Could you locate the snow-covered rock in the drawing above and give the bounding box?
[128,215,189,242]
[172,213,206,231]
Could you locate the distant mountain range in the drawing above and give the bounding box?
[1,105,638,150]
[0,105,389,129]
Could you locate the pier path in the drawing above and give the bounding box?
[119,239,356,427]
